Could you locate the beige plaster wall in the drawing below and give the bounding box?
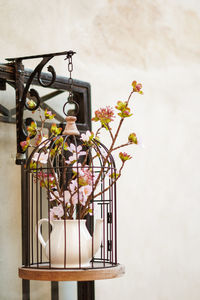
[0,0,200,299]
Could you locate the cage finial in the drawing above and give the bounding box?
[63,116,80,135]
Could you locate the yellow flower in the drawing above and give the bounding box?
[115,101,128,111]
[115,101,132,118]
[27,122,37,137]
[119,152,132,162]
[45,109,55,120]
[20,137,30,152]
[50,123,62,136]
[27,99,37,109]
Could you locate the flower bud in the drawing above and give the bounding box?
[119,152,132,162]
[128,133,138,144]
[132,81,143,94]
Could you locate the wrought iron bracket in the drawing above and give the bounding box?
[0,50,91,165]
[6,51,76,165]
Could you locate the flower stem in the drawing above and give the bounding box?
[80,90,134,218]
[48,157,62,196]
[80,118,124,218]
[112,142,133,151]
[107,124,114,141]
[89,162,125,208]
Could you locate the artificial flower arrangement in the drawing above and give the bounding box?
[21,81,143,221]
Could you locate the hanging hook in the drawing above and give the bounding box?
[63,97,79,117]
[63,51,79,116]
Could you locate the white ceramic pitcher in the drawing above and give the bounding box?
[37,219,103,268]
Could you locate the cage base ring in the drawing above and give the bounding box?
[18,263,125,281]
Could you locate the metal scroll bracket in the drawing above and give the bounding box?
[5,51,76,165]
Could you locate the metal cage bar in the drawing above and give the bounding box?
[25,134,117,271]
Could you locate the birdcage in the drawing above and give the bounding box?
[18,113,124,281]
[14,50,124,282]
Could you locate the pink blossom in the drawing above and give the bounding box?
[50,204,64,220]
[50,191,61,201]
[66,153,77,164]
[72,163,85,176]
[132,81,143,94]
[72,165,98,186]
[68,144,85,156]
[36,172,56,188]
[80,131,93,142]
[92,106,115,125]
[50,190,71,204]
[79,167,97,186]
[69,180,78,205]
[38,136,51,149]
[63,190,71,204]
[66,144,86,164]
[20,137,30,151]
[69,179,77,195]
[32,151,49,164]
[80,185,92,205]
[69,183,92,206]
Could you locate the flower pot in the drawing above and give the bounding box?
[37,219,103,268]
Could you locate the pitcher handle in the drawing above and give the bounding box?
[37,218,54,249]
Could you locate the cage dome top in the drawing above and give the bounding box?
[26,114,116,221]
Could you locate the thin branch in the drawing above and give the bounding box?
[80,118,124,218]
[33,171,61,203]
[39,114,45,137]
[95,126,102,138]
[81,162,125,218]
[92,162,124,200]
[82,149,90,166]
[127,90,134,106]
[112,142,133,151]
[80,89,135,218]
[48,157,62,196]
[107,124,114,141]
